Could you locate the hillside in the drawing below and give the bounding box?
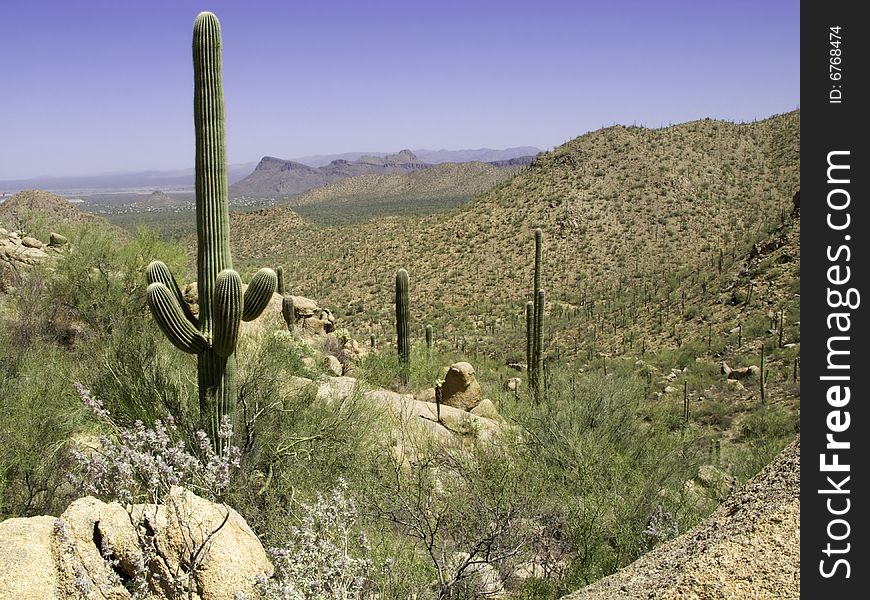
[0,190,114,232]
[285,161,527,224]
[230,149,430,199]
[229,112,799,361]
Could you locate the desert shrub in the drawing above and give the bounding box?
[0,338,86,518]
[732,405,798,479]
[510,368,704,588]
[364,431,546,600]
[355,344,445,391]
[254,478,377,599]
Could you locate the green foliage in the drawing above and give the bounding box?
[506,367,706,585]
[0,338,85,518]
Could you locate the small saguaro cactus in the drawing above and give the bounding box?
[276,265,285,296]
[282,294,296,330]
[146,12,277,450]
[395,268,410,385]
[425,324,433,352]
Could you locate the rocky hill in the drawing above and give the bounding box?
[284,161,527,224]
[562,436,799,599]
[0,190,110,231]
[230,149,430,199]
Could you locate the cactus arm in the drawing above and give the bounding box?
[212,269,242,358]
[146,283,208,354]
[242,268,278,321]
[146,260,198,327]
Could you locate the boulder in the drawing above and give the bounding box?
[721,362,760,380]
[415,387,437,403]
[504,377,521,392]
[0,516,60,598]
[447,552,505,598]
[0,489,273,600]
[49,232,69,247]
[470,398,499,420]
[21,236,44,249]
[324,354,343,376]
[441,362,483,412]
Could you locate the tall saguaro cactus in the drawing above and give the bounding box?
[525,301,534,380]
[533,288,545,402]
[527,228,544,400]
[146,12,277,449]
[396,268,411,386]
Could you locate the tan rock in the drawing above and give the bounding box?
[447,552,505,598]
[49,232,69,247]
[21,236,44,249]
[0,516,60,599]
[442,362,483,412]
[141,487,272,599]
[415,387,437,403]
[470,398,499,420]
[324,354,343,376]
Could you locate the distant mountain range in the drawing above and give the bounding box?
[291,147,541,168]
[0,147,540,199]
[229,149,538,199]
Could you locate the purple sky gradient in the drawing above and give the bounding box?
[0,0,799,179]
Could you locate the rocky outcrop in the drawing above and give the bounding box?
[561,437,800,600]
[441,362,484,411]
[720,362,761,380]
[1,226,54,292]
[0,488,272,599]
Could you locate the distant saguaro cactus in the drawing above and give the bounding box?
[276,265,285,295]
[527,227,545,401]
[396,268,410,385]
[425,324,433,352]
[146,12,276,451]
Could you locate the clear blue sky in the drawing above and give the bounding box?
[0,0,799,179]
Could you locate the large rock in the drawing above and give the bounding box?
[0,489,272,600]
[441,362,484,412]
[0,516,60,598]
[21,236,45,249]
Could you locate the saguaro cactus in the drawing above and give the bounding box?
[525,301,534,377]
[534,288,545,402]
[425,324,433,352]
[282,294,296,330]
[276,265,285,296]
[533,227,543,350]
[396,268,411,385]
[146,12,276,449]
[527,228,544,400]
